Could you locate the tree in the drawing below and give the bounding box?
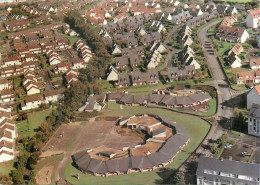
[0,175,13,184]
[211,143,219,154]
[218,134,228,147]
[172,171,185,185]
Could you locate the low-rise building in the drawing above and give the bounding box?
[21,95,43,111]
[247,84,260,109]
[0,107,17,163]
[249,58,260,69]
[196,157,260,185]
[216,25,249,43]
[236,70,260,85]
[248,103,260,137]
[44,89,64,103]
[246,8,260,28]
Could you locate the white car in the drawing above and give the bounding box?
[242,152,250,156]
[224,143,233,149]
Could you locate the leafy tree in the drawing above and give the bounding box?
[172,171,185,185]
[218,134,228,147]
[211,143,219,154]
[0,175,13,184]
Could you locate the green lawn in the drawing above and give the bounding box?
[17,109,53,137]
[200,98,217,117]
[216,41,235,57]
[197,18,222,35]
[0,161,15,175]
[64,102,210,185]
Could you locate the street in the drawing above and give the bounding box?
[198,20,234,124]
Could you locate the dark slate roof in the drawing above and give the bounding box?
[118,73,130,86]
[119,94,134,104]
[189,93,211,102]
[167,66,195,80]
[106,159,120,172]
[107,93,124,101]
[72,114,190,175]
[133,95,148,104]
[152,126,166,137]
[248,104,260,119]
[160,95,176,107]
[148,94,164,104]
[129,55,140,66]
[196,157,260,183]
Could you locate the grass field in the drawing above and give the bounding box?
[64,102,210,184]
[17,109,53,137]
[148,98,217,117]
[200,98,217,117]
[0,161,15,175]
[101,79,213,95]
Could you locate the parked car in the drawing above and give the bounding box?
[224,143,233,149]
[242,152,250,156]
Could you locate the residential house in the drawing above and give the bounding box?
[131,69,160,86]
[228,43,244,56]
[55,63,71,74]
[47,49,62,65]
[115,56,129,69]
[248,103,260,137]
[71,58,86,70]
[21,95,43,110]
[167,66,195,81]
[23,70,40,95]
[196,157,260,185]
[216,25,249,43]
[2,57,22,68]
[236,70,260,85]
[250,58,260,69]
[78,94,106,112]
[247,84,260,109]
[228,53,242,68]
[107,65,119,82]
[115,73,130,87]
[44,89,64,103]
[0,108,17,162]
[246,8,260,28]
[65,69,78,88]
[0,78,12,91]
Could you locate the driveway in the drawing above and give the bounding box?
[41,69,54,91]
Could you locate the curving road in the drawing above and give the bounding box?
[198,20,234,126]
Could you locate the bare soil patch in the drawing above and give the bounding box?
[41,123,82,157]
[95,115,120,121]
[35,165,54,185]
[115,126,146,140]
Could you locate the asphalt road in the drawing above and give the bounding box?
[198,20,234,124]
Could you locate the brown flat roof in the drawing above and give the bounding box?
[127,116,160,127]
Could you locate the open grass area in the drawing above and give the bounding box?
[101,79,213,95]
[231,130,244,136]
[197,18,222,35]
[64,102,210,185]
[0,161,15,175]
[200,98,217,117]
[17,109,53,137]
[147,98,217,117]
